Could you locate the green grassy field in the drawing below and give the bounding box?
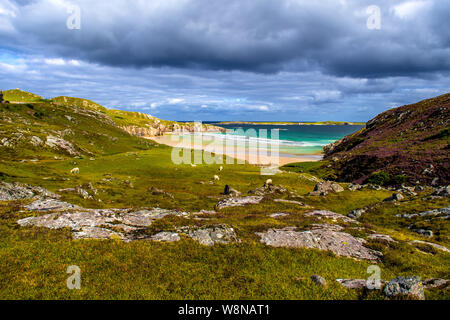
[0,92,448,300]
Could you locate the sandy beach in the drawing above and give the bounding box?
[147,134,323,166]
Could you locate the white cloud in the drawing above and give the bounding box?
[167,98,184,104]
[45,58,66,65]
[392,1,432,19]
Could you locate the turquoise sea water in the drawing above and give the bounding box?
[206,123,365,156]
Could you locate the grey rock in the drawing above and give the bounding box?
[0,182,60,201]
[396,206,450,219]
[304,210,358,224]
[45,135,79,156]
[383,193,405,202]
[224,185,241,197]
[215,196,263,210]
[17,204,189,241]
[269,212,290,218]
[311,275,327,286]
[24,199,80,211]
[409,240,450,253]
[348,184,362,191]
[432,186,450,197]
[150,232,181,242]
[348,208,366,219]
[310,223,344,232]
[149,186,174,199]
[337,279,386,290]
[273,199,307,206]
[179,225,239,246]
[248,183,289,196]
[411,228,433,238]
[309,182,344,196]
[30,136,43,146]
[367,234,397,243]
[422,278,450,289]
[383,276,425,300]
[256,227,381,262]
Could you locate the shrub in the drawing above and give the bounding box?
[390,175,407,186]
[367,171,391,186]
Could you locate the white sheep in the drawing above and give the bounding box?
[219,166,223,171]
[213,175,220,181]
[70,167,80,174]
[265,179,273,186]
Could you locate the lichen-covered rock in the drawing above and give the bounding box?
[178,225,240,246]
[0,182,60,201]
[383,276,425,300]
[273,199,307,206]
[17,204,189,241]
[422,278,450,289]
[248,183,289,196]
[311,275,327,286]
[215,196,263,210]
[432,186,450,197]
[397,206,450,219]
[336,279,386,290]
[150,232,181,242]
[269,212,290,218]
[304,210,357,224]
[409,240,450,253]
[309,182,344,196]
[24,199,80,211]
[256,226,381,262]
[45,135,79,156]
[367,234,397,243]
[383,193,405,202]
[348,208,366,219]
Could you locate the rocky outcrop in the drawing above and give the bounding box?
[384,276,425,300]
[17,203,189,241]
[0,182,59,201]
[396,206,450,219]
[215,196,263,210]
[45,135,79,156]
[409,240,450,253]
[308,181,344,196]
[177,225,240,246]
[383,193,405,202]
[432,186,450,197]
[24,199,80,211]
[304,210,358,224]
[338,277,449,295]
[256,225,381,262]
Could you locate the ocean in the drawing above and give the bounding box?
[205,123,365,156]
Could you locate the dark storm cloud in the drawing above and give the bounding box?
[2,0,449,78]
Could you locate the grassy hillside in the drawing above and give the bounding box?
[0,90,448,300]
[322,94,450,186]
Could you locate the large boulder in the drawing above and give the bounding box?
[383,276,425,300]
[256,225,381,262]
[178,225,240,246]
[215,196,263,210]
[309,182,344,196]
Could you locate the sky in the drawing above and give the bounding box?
[0,0,449,121]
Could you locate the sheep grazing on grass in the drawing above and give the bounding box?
[219,166,223,171]
[265,179,273,186]
[70,167,80,174]
[213,175,220,181]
